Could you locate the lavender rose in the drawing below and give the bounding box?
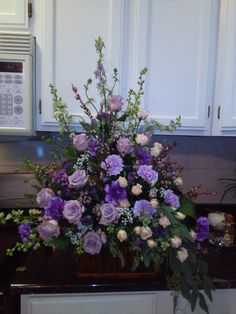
[99,203,119,225]
[73,133,89,151]
[116,138,133,154]
[37,219,60,241]
[36,188,55,207]
[83,231,102,255]
[108,95,123,112]
[63,200,85,224]
[68,170,88,189]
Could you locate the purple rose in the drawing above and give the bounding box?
[116,138,133,154]
[83,231,102,255]
[36,188,55,207]
[37,219,60,241]
[44,197,65,220]
[73,133,89,151]
[164,189,180,209]
[137,165,158,185]
[68,170,88,189]
[196,217,209,242]
[108,95,123,112]
[99,203,119,225]
[63,200,85,224]
[18,223,31,242]
[133,199,156,219]
[101,154,124,176]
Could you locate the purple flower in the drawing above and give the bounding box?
[135,147,151,165]
[68,170,88,189]
[36,188,55,207]
[99,203,119,225]
[18,223,31,242]
[101,154,124,176]
[83,231,102,255]
[196,217,209,242]
[109,95,123,112]
[73,133,89,151]
[63,200,85,224]
[94,63,106,79]
[88,138,98,157]
[105,181,127,205]
[116,138,133,154]
[62,160,73,169]
[133,200,156,219]
[137,165,158,185]
[164,189,180,209]
[44,197,65,219]
[37,219,60,241]
[52,169,68,186]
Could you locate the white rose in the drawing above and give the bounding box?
[190,229,197,241]
[159,215,171,228]
[137,108,149,120]
[208,212,225,231]
[170,236,182,248]
[135,134,149,146]
[117,230,127,242]
[131,183,143,196]
[140,226,152,240]
[151,142,163,157]
[119,199,130,208]
[118,176,128,188]
[176,247,188,263]
[174,177,183,187]
[150,198,159,208]
[175,212,186,220]
[147,239,157,248]
[134,226,141,235]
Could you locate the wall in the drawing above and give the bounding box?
[0,134,236,209]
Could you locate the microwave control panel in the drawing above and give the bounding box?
[0,61,25,128]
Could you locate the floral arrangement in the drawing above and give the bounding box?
[0,38,213,313]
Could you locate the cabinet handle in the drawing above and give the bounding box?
[217,106,221,119]
[207,105,210,118]
[28,3,32,18]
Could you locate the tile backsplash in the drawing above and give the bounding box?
[0,134,236,208]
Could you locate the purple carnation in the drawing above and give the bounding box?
[44,197,65,219]
[52,169,69,186]
[105,181,127,205]
[137,165,158,184]
[133,199,156,219]
[101,154,124,176]
[196,217,209,242]
[18,223,31,242]
[164,189,180,209]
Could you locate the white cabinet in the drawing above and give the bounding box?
[35,0,236,136]
[21,291,158,314]
[0,0,29,29]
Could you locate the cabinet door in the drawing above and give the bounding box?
[213,0,236,136]
[0,0,28,29]
[21,292,157,314]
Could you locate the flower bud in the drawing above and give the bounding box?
[147,239,157,248]
[118,176,128,188]
[131,183,142,196]
[117,230,127,242]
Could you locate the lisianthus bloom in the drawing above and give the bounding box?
[105,181,127,205]
[83,231,102,255]
[18,223,31,242]
[140,226,152,240]
[164,189,180,209]
[196,216,209,242]
[37,219,60,241]
[108,95,123,112]
[44,197,65,220]
[36,188,55,207]
[170,235,182,248]
[116,138,133,155]
[118,176,128,188]
[133,199,156,219]
[159,215,171,228]
[63,200,85,224]
[101,154,123,176]
[131,183,143,196]
[137,108,149,120]
[68,169,88,189]
[73,133,89,151]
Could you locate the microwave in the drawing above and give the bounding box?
[0,32,34,136]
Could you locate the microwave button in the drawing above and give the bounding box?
[14,105,23,114]
[4,74,12,80]
[14,75,22,80]
[14,80,22,85]
[14,95,23,104]
[5,79,13,85]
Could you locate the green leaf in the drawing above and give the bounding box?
[143,252,151,268]
[179,198,196,218]
[52,236,70,251]
[198,258,208,276]
[190,291,198,312]
[117,249,124,268]
[199,292,209,314]
[180,278,191,300]
[131,258,139,271]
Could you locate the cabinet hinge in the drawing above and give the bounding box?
[217,106,221,119]
[28,2,32,18]
[207,105,210,119]
[39,100,42,114]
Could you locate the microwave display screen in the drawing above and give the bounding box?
[0,61,23,73]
